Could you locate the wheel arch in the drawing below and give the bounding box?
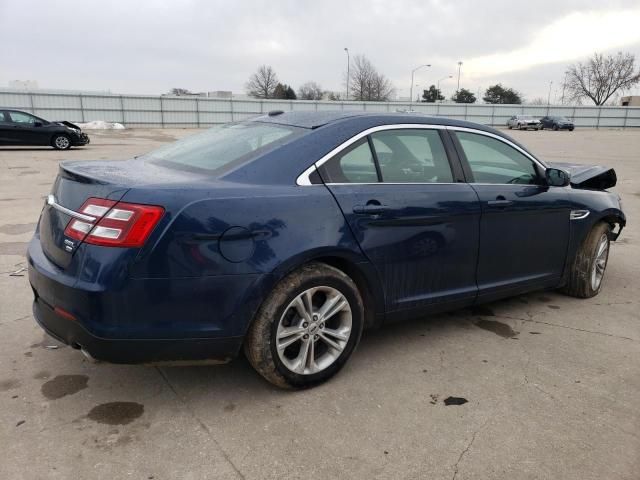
[595,209,626,240]
[251,248,385,333]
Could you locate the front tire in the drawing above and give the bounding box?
[244,262,364,389]
[553,124,559,131]
[561,222,611,298]
[52,134,71,150]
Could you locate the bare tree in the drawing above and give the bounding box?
[349,55,394,101]
[565,52,640,106]
[298,81,324,100]
[246,65,279,99]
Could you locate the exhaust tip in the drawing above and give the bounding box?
[80,347,100,363]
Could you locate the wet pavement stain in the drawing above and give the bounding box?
[475,320,519,338]
[443,396,468,406]
[16,420,25,427]
[469,305,495,316]
[0,379,21,392]
[0,223,37,235]
[23,351,33,357]
[529,331,542,335]
[223,403,236,412]
[33,371,51,380]
[538,295,551,302]
[547,305,561,310]
[87,402,144,425]
[41,375,89,400]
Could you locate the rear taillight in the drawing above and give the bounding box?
[64,197,164,247]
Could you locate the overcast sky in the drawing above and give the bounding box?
[2,0,640,102]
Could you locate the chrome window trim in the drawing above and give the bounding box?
[46,194,97,223]
[296,124,447,186]
[295,123,548,186]
[446,126,548,170]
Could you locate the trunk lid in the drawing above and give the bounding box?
[38,158,203,269]
[39,162,130,268]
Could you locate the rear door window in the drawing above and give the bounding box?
[370,129,453,183]
[317,138,379,183]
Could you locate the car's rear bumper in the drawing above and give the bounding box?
[32,295,243,364]
[27,236,267,364]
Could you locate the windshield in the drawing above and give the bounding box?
[144,121,304,173]
[552,116,569,122]
[519,116,535,120]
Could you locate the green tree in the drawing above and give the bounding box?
[483,84,522,104]
[421,85,444,103]
[273,83,297,100]
[451,88,476,103]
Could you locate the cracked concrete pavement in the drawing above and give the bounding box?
[0,128,638,479]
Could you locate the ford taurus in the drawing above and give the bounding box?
[28,112,626,388]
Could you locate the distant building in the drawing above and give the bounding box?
[621,96,640,106]
[8,80,38,90]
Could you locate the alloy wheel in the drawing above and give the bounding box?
[55,136,70,149]
[590,233,609,291]
[275,286,352,375]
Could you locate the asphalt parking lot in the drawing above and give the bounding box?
[1,127,638,480]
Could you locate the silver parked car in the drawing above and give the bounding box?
[507,115,541,130]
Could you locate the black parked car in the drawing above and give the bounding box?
[0,109,90,149]
[540,116,575,131]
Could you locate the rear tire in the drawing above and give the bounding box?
[561,222,611,298]
[52,134,71,150]
[244,262,364,389]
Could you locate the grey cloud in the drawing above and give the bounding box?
[1,0,639,99]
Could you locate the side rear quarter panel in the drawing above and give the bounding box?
[123,183,384,335]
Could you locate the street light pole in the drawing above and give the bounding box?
[437,75,453,102]
[344,48,350,101]
[547,80,553,105]
[410,64,431,109]
[456,61,463,92]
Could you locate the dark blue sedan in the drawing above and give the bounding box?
[28,112,626,388]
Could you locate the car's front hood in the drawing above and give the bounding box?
[54,120,82,131]
[547,162,617,190]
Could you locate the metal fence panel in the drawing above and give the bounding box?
[1,90,639,128]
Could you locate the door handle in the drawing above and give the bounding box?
[487,199,513,207]
[353,204,389,215]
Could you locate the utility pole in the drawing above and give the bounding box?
[344,48,350,101]
[437,75,453,102]
[410,64,431,110]
[456,61,463,92]
[547,80,553,105]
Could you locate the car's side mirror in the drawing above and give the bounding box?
[33,121,43,127]
[546,168,570,187]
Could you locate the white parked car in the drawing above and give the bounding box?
[507,115,541,130]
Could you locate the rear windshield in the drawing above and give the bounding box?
[144,121,304,173]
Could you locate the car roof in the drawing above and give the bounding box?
[251,110,498,131]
